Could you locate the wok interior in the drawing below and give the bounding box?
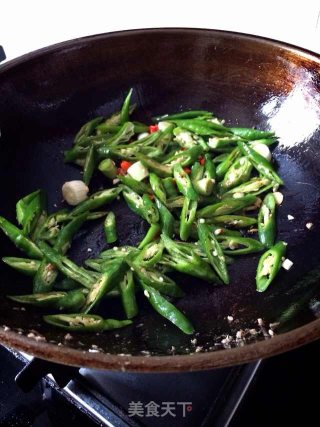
[0,29,320,357]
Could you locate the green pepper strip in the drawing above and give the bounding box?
[98,158,118,179]
[161,234,221,283]
[258,193,276,248]
[197,195,256,218]
[135,240,164,268]
[74,117,103,144]
[216,148,241,180]
[126,253,183,297]
[155,198,175,238]
[33,213,88,293]
[104,211,117,244]
[118,270,138,319]
[82,261,127,313]
[256,241,286,292]
[38,241,94,288]
[118,175,152,195]
[0,216,43,259]
[217,236,265,255]
[70,187,121,216]
[206,215,257,228]
[180,197,198,241]
[2,257,40,277]
[237,141,283,185]
[120,88,133,124]
[164,146,203,168]
[141,282,194,335]
[222,177,272,198]
[43,313,132,332]
[172,119,228,136]
[230,127,275,141]
[9,289,86,312]
[219,156,253,192]
[83,145,96,185]
[197,222,229,284]
[16,189,47,237]
[173,164,198,201]
[122,187,159,225]
[138,223,161,249]
[153,110,213,121]
[149,173,167,204]
[137,154,172,178]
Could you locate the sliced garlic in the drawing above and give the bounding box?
[273,191,283,205]
[251,142,272,161]
[62,180,89,206]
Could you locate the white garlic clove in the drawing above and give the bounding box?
[62,180,89,206]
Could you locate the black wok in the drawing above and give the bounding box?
[0,28,320,372]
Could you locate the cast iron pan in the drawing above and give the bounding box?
[0,29,320,372]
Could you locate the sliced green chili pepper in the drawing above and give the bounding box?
[230,127,275,141]
[217,236,265,255]
[126,253,183,297]
[138,223,161,249]
[173,164,198,201]
[33,213,88,293]
[70,187,121,216]
[119,270,138,319]
[198,222,229,284]
[82,261,127,313]
[123,187,159,224]
[16,189,47,237]
[155,198,175,238]
[222,177,272,198]
[164,146,203,168]
[197,195,256,218]
[161,177,178,198]
[141,282,194,335]
[219,156,253,192]
[153,110,213,122]
[165,195,185,209]
[74,116,103,144]
[161,234,220,283]
[2,257,40,276]
[149,173,167,204]
[9,289,86,312]
[180,197,198,241]
[258,193,276,248]
[237,141,283,184]
[135,240,164,268]
[120,88,133,124]
[172,119,227,135]
[206,215,257,228]
[256,241,286,292]
[118,175,152,195]
[44,313,132,332]
[216,148,241,180]
[83,145,96,185]
[98,158,118,179]
[0,217,43,259]
[9,291,67,307]
[104,211,117,244]
[38,241,94,288]
[137,154,172,178]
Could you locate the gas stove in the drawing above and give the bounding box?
[1,340,319,427]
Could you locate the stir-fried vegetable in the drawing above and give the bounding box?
[1,89,287,336]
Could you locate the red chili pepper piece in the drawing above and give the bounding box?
[148,194,155,201]
[149,124,159,133]
[199,157,205,165]
[120,160,133,171]
[183,167,192,174]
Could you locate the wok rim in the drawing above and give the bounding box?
[0,27,319,371]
